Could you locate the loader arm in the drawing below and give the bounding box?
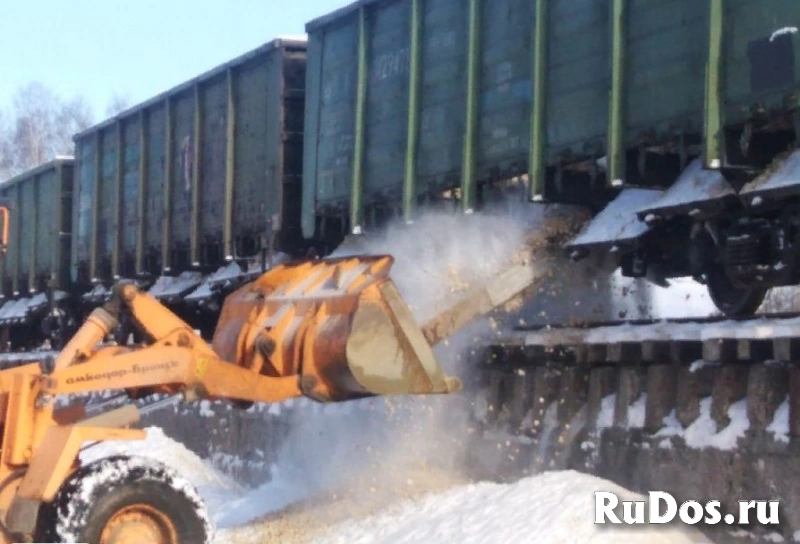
[43,345,305,404]
[45,283,306,404]
[48,255,461,404]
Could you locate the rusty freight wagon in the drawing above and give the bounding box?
[71,38,311,309]
[0,157,74,349]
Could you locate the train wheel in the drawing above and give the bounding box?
[36,455,213,544]
[706,264,767,316]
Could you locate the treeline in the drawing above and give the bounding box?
[0,83,130,181]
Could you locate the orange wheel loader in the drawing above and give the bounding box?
[0,237,463,543]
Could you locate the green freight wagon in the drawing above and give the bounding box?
[0,157,74,299]
[563,0,800,317]
[71,38,308,289]
[301,0,800,317]
[301,0,714,235]
[0,157,74,343]
[300,0,800,220]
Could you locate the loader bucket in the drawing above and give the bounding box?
[211,255,462,402]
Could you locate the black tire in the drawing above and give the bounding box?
[36,454,213,544]
[706,264,767,316]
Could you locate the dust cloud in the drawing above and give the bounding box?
[222,190,725,542]
[223,187,726,543]
[227,198,595,541]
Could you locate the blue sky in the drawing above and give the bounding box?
[0,0,350,117]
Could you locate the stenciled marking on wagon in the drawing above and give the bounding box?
[372,47,410,81]
[427,29,457,52]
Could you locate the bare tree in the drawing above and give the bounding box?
[0,82,94,179]
[0,111,10,180]
[55,95,93,154]
[11,82,59,169]
[105,93,132,117]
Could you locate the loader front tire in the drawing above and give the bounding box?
[36,454,213,544]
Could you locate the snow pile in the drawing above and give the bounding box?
[311,470,711,544]
[79,428,711,544]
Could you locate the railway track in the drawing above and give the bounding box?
[481,310,800,441]
[514,310,800,331]
[471,311,800,543]
[498,311,800,366]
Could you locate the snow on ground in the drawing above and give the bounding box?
[655,398,750,451]
[311,470,711,544]
[646,276,716,318]
[597,395,616,429]
[81,427,711,544]
[767,400,790,444]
